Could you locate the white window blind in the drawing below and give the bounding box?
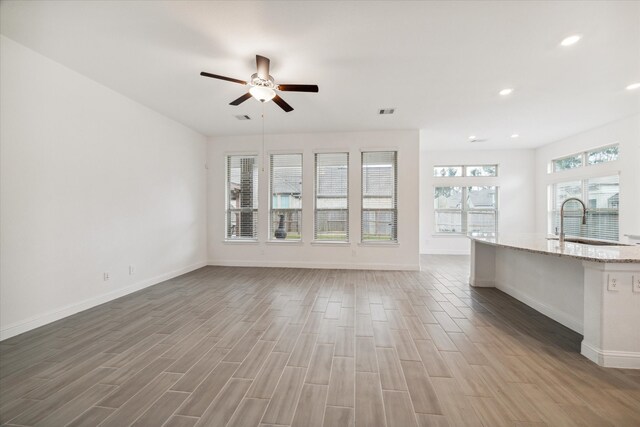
[226,155,258,239]
[314,153,349,241]
[270,154,302,241]
[550,175,619,240]
[362,151,397,242]
[434,186,498,234]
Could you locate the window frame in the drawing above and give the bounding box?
[361,150,398,244]
[433,164,498,178]
[433,185,499,236]
[225,153,259,242]
[549,143,619,174]
[268,152,303,242]
[313,152,350,243]
[548,174,620,240]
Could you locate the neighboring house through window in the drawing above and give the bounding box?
[434,186,498,234]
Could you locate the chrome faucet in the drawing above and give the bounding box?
[559,197,587,244]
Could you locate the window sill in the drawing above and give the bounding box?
[265,240,304,245]
[358,241,399,247]
[431,233,468,238]
[222,239,259,244]
[310,241,351,247]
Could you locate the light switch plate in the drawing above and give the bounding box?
[607,274,619,291]
[633,275,640,293]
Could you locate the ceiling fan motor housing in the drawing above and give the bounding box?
[250,73,275,88]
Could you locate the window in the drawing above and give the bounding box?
[270,154,302,241]
[465,165,497,177]
[362,151,397,242]
[226,155,258,240]
[550,175,619,241]
[433,165,497,177]
[434,186,498,234]
[553,154,582,172]
[433,166,462,177]
[434,186,462,233]
[550,144,619,173]
[588,145,619,165]
[315,153,349,241]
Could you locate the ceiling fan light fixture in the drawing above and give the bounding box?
[201,55,317,112]
[249,86,276,103]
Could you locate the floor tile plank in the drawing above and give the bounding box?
[355,372,386,427]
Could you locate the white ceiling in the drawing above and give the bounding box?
[1,1,638,149]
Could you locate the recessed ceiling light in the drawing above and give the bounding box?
[499,88,513,96]
[560,34,582,47]
[469,135,476,140]
[626,82,640,90]
[511,134,519,138]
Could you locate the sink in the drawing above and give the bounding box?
[547,237,631,246]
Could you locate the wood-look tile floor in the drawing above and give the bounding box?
[2,255,640,427]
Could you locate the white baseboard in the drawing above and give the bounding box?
[0,261,207,341]
[208,259,420,271]
[495,280,583,334]
[581,341,640,369]
[469,277,495,287]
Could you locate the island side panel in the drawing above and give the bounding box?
[494,247,584,334]
[469,240,496,287]
[582,261,640,369]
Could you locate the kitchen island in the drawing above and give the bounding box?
[469,233,640,368]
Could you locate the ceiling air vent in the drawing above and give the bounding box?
[378,108,395,115]
[235,114,251,120]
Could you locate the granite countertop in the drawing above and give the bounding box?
[468,233,640,263]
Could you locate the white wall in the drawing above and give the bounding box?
[0,36,208,339]
[207,131,420,270]
[420,147,536,254]
[534,115,640,242]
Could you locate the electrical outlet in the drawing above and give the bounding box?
[129,265,135,275]
[607,274,618,291]
[633,275,640,293]
[103,272,110,281]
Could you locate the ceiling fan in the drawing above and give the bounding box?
[200,55,318,112]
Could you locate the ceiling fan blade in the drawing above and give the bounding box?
[272,94,294,112]
[256,55,270,80]
[200,72,247,85]
[276,84,319,93]
[229,92,252,106]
